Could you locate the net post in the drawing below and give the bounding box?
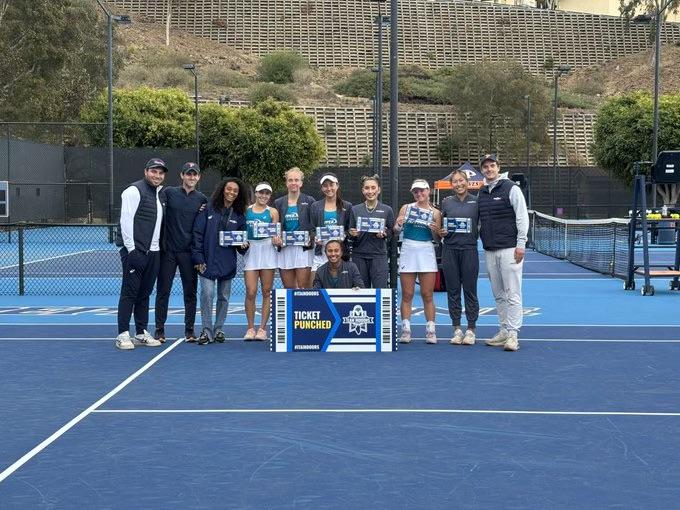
[18,224,24,296]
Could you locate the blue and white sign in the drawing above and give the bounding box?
[282,230,310,246]
[444,217,471,234]
[315,225,345,242]
[251,222,281,239]
[219,230,247,246]
[357,216,386,233]
[405,205,433,226]
[271,288,397,352]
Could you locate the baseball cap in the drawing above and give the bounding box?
[319,174,339,185]
[480,154,499,166]
[144,158,168,172]
[410,179,430,191]
[255,183,273,193]
[181,162,201,174]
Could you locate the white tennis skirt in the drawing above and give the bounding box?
[312,253,328,272]
[278,245,313,270]
[399,238,438,273]
[244,238,278,271]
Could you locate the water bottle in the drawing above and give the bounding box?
[662,205,668,217]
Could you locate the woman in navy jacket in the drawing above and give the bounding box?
[309,172,352,285]
[192,177,248,345]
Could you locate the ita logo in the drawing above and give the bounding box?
[342,305,375,335]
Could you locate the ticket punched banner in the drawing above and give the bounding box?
[271,288,397,352]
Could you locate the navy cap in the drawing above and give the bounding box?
[181,162,201,174]
[144,158,168,172]
[480,154,498,166]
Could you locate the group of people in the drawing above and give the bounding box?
[114,153,528,353]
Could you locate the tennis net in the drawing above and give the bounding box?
[529,210,630,278]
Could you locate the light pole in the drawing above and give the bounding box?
[525,94,532,210]
[634,0,674,208]
[183,63,200,164]
[371,0,388,180]
[552,64,570,217]
[94,1,130,223]
[388,0,398,288]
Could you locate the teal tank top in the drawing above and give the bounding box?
[246,207,272,239]
[323,210,338,226]
[284,205,299,231]
[403,205,433,241]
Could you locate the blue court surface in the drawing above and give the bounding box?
[1,250,679,508]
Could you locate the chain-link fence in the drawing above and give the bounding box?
[0,223,262,296]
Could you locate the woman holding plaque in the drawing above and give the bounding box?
[310,172,352,285]
[274,167,316,289]
[438,169,479,346]
[243,182,282,341]
[394,179,442,344]
[348,174,394,288]
[192,177,248,345]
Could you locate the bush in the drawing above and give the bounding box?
[158,68,195,89]
[249,83,297,105]
[334,69,381,98]
[557,91,599,110]
[201,99,325,190]
[258,51,307,84]
[203,66,251,89]
[80,87,195,148]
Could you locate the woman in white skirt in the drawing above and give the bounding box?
[394,179,442,344]
[243,182,281,340]
[274,167,316,288]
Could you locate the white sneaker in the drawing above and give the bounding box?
[133,330,162,347]
[115,331,134,350]
[426,330,437,344]
[504,331,519,352]
[399,329,412,344]
[462,329,476,345]
[485,329,508,347]
[449,328,464,345]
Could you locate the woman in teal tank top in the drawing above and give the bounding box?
[243,182,281,341]
[394,179,442,345]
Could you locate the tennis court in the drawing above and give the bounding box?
[2,238,680,508]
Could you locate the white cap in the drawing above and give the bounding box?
[410,179,430,191]
[319,174,339,185]
[255,183,273,193]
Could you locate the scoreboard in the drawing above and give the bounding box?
[271,288,397,352]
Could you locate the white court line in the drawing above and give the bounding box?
[2,337,679,344]
[408,337,680,343]
[0,249,98,271]
[0,339,183,484]
[3,322,679,328]
[92,408,680,417]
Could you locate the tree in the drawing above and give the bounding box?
[592,92,680,205]
[200,99,325,190]
[536,0,559,9]
[164,0,187,46]
[438,61,552,164]
[0,0,118,122]
[80,87,195,148]
[619,1,680,20]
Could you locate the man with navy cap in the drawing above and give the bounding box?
[154,162,207,343]
[114,158,167,350]
[477,154,529,352]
